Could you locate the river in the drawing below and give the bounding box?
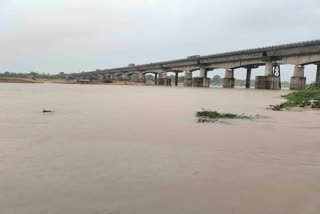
[0,83,319,214]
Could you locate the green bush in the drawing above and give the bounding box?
[196,109,251,119]
[282,83,320,108]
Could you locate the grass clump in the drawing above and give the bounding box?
[282,83,320,108]
[196,110,250,119]
[196,109,264,123]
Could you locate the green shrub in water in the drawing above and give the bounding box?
[282,83,320,108]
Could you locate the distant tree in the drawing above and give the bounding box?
[145,75,155,81]
[178,76,185,82]
[213,75,221,81]
[29,72,38,76]
[211,75,223,85]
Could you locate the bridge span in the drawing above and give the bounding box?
[76,40,320,90]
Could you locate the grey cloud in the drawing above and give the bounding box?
[0,0,319,81]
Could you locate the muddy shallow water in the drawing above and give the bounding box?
[0,83,319,214]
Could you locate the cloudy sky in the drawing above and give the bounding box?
[1,0,320,81]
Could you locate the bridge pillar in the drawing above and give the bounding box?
[138,73,146,83]
[265,62,273,76]
[158,73,163,85]
[246,67,251,88]
[316,64,320,83]
[174,72,179,86]
[223,69,235,88]
[255,63,281,90]
[163,71,167,78]
[155,73,158,85]
[122,73,128,81]
[184,71,192,87]
[193,68,210,87]
[159,71,171,86]
[200,67,206,78]
[290,65,306,90]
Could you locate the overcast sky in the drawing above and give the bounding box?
[1,0,320,81]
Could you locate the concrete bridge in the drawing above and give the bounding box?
[76,40,320,90]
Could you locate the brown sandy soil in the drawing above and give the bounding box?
[0,78,43,83]
[48,79,153,86]
[0,78,153,86]
[106,81,153,86]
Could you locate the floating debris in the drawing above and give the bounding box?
[267,104,285,111]
[42,108,53,113]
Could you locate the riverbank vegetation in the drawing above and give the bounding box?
[281,83,320,108]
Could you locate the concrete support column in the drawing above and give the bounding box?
[193,68,210,87]
[138,73,146,83]
[175,72,179,86]
[265,62,273,76]
[122,73,127,81]
[223,69,235,88]
[200,67,207,78]
[225,69,234,78]
[185,71,192,78]
[155,73,158,85]
[162,71,167,78]
[159,71,171,86]
[294,66,304,76]
[184,71,192,87]
[255,62,281,90]
[246,68,251,88]
[316,64,320,83]
[158,73,163,85]
[290,65,306,90]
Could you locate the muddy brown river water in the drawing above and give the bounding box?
[0,83,320,214]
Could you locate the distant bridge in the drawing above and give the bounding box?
[74,40,320,90]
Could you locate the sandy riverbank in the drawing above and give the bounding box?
[0,78,152,86]
[55,79,152,86]
[0,78,42,83]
